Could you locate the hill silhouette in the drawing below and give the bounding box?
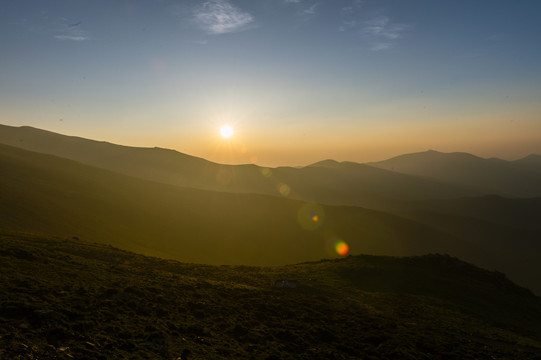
[1,142,541,294]
[0,124,483,207]
[1,232,540,359]
[513,154,541,174]
[0,143,460,265]
[369,150,541,198]
[3,125,541,222]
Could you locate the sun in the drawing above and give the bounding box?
[220,125,234,138]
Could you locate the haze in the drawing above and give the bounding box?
[2,0,541,166]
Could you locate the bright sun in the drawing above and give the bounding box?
[220,125,234,138]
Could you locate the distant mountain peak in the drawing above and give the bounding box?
[519,154,541,161]
[307,159,342,168]
[381,150,486,163]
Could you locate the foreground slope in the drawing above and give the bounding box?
[0,143,458,266]
[1,233,540,359]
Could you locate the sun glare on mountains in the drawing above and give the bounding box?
[2,0,541,357]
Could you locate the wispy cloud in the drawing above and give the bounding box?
[371,42,391,51]
[10,12,90,41]
[339,3,409,52]
[360,16,409,51]
[53,18,89,41]
[284,0,301,3]
[338,0,362,31]
[54,34,88,41]
[302,3,318,15]
[360,16,408,40]
[193,0,254,35]
[340,0,363,15]
[339,20,357,32]
[191,39,209,45]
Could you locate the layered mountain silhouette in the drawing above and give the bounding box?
[0,143,460,265]
[1,124,540,295]
[0,125,483,206]
[369,150,541,198]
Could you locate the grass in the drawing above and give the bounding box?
[1,231,540,359]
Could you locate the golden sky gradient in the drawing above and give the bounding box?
[2,1,540,166]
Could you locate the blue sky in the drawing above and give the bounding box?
[1,0,541,165]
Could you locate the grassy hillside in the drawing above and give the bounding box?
[1,232,540,359]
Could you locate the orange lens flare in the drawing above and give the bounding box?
[335,241,349,256]
[297,203,325,231]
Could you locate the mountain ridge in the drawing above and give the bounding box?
[0,143,460,265]
[0,124,484,204]
[2,124,541,293]
[1,142,541,294]
[369,149,541,198]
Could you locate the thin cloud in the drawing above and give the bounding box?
[341,0,363,15]
[54,35,88,41]
[191,39,209,45]
[338,1,408,51]
[340,11,409,51]
[10,12,90,41]
[284,0,301,3]
[371,42,391,51]
[302,3,318,15]
[339,20,357,32]
[361,16,408,40]
[194,0,254,35]
[338,0,362,31]
[53,18,90,41]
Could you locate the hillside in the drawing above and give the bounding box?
[0,143,458,266]
[0,124,481,205]
[1,232,540,359]
[4,125,541,225]
[369,150,541,198]
[2,142,541,294]
[513,154,541,174]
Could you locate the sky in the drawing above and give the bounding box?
[1,0,541,166]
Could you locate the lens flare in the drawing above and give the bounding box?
[260,168,272,178]
[297,203,325,231]
[335,241,349,256]
[278,183,291,196]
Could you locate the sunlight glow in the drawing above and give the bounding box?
[220,125,234,138]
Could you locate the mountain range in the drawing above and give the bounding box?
[0,124,540,295]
